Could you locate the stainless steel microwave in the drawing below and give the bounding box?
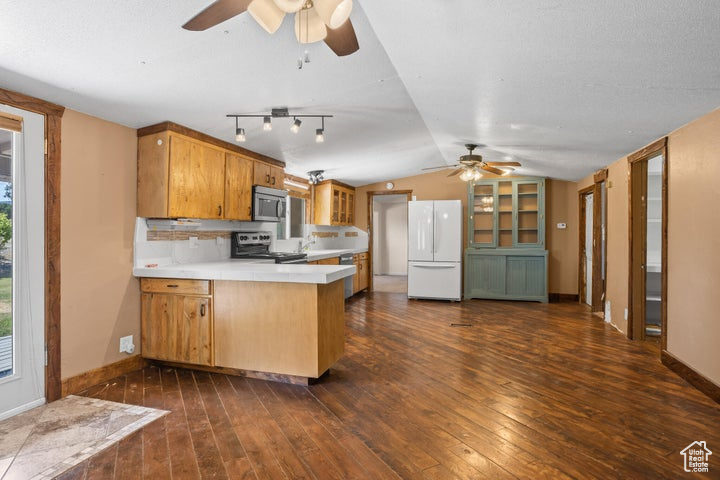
[252,185,287,222]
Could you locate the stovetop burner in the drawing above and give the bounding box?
[230,231,307,264]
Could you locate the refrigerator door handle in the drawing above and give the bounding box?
[433,208,439,254]
[410,263,458,268]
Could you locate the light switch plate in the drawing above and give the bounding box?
[216,236,224,246]
[557,223,567,229]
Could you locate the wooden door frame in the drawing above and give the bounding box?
[366,190,413,291]
[578,170,607,312]
[627,137,668,349]
[0,87,64,401]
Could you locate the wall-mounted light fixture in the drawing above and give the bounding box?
[227,107,332,143]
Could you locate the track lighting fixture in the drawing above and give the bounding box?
[307,170,325,184]
[228,107,332,143]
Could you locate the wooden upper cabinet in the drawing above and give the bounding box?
[224,152,253,220]
[254,161,284,188]
[168,135,226,219]
[137,123,285,220]
[314,180,356,226]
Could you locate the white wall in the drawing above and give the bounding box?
[373,196,407,275]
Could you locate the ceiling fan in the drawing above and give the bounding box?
[423,144,522,181]
[182,0,359,57]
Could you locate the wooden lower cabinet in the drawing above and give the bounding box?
[352,253,369,294]
[464,249,548,302]
[140,277,345,379]
[141,279,213,366]
[213,280,344,378]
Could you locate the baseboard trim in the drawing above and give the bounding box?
[61,355,148,397]
[661,350,720,404]
[549,293,580,303]
[151,360,320,386]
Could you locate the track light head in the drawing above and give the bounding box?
[291,118,302,133]
[235,127,246,142]
[263,116,272,131]
[315,128,324,143]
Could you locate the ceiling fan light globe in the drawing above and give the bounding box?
[459,169,474,182]
[248,0,286,34]
[472,169,483,180]
[315,0,352,28]
[273,0,305,13]
[294,7,327,43]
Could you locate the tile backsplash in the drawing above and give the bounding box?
[134,218,368,267]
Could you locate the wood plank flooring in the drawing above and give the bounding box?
[60,293,720,479]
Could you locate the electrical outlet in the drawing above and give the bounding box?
[216,236,224,246]
[119,335,135,354]
[189,236,199,249]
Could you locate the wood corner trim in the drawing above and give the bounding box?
[61,355,148,397]
[628,137,668,163]
[593,168,608,183]
[136,121,285,168]
[661,350,720,404]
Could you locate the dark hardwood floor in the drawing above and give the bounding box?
[60,293,720,479]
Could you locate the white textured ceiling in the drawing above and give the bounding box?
[1,0,719,185]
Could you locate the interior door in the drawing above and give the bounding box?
[0,105,46,420]
[630,160,648,340]
[585,193,594,306]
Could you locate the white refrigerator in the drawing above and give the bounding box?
[407,200,462,301]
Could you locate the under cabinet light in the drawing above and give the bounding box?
[284,178,310,190]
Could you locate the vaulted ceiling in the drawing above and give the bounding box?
[2,1,719,185]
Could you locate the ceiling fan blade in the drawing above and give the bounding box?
[447,167,465,177]
[486,161,521,167]
[481,164,506,175]
[421,164,459,171]
[324,19,359,56]
[182,0,252,31]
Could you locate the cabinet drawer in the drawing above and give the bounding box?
[358,252,368,260]
[316,257,340,265]
[141,278,211,295]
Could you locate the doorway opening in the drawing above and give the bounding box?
[367,190,412,293]
[578,170,607,313]
[628,138,668,348]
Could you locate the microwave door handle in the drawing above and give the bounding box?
[277,200,284,219]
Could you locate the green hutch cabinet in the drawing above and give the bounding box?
[465,177,548,302]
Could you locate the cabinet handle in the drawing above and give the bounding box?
[166,284,179,288]
[271,176,276,185]
[218,205,222,216]
[265,174,270,183]
[200,303,206,317]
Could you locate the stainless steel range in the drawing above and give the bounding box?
[231,231,307,264]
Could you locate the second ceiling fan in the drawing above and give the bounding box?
[182,0,359,57]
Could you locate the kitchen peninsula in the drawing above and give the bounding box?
[133,261,355,384]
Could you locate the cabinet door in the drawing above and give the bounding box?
[331,187,341,224]
[269,165,284,188]
[352,255,360,293]
[358,255,369,291]
[513,180,544,248]
[464,254,506,296]
[506,256,546,297]
[339,190,347,224]
[468,182,497,247]
[254,161,271,186]
[347,191,355,225]
[168,135,226,219]
[224,152,253,220]
[141,293,213,366]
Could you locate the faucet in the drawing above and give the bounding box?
[298,237,315,252]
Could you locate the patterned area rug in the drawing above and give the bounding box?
[0,395,167,479]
